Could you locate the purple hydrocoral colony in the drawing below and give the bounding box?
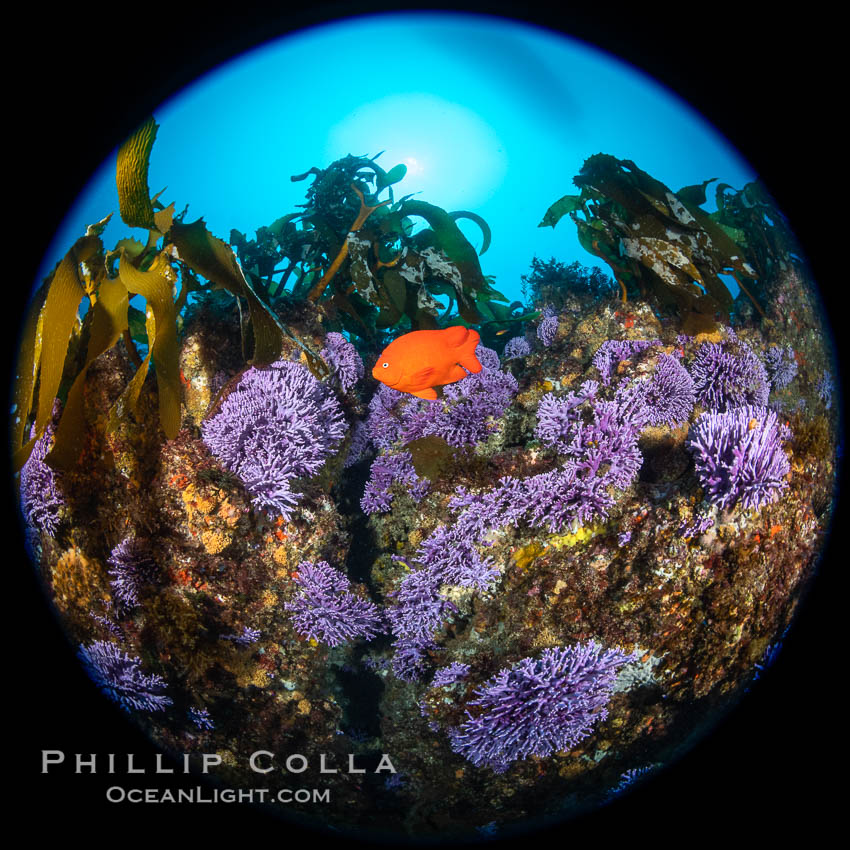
[503,336,531,360]
[763,345,797,391]
[387,556,464,680]
[537,314,559,347]
[361,451,430,514]
[533,381,648,506]
[106,537,158,611]
[592,339,660,386]
[201,360,347,520]
[678,513,715,538]
[816,369,834,410]
[320,331,364,393]
[475,343,501,371]
[221,626,261,645]
[446,642,634,773]
[19,420,64,537]
[640,353,695,427]
[363,384,410,450]
[688,341,769,411]
[534,379,600,453]
[402,365,518,448]
[432,662,471,686]
[189,706,215,730]
[387,382,649,680]
[284,560,385,647]
[355,355,518,515]
[78,640,172,713]
[687,405,791,511]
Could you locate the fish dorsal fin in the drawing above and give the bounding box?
[442,325,470,347]
[407,365,436,386]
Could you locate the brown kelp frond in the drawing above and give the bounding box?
[49,277,130,469]
[11,283,47,465]
[307,184,392,303]
[12,117,316,473]
[117,252,182,440]
[449,210,492,255]
[116,116,159,230]
[170,219,285,365]
[12,233,101,472]
[234,154,501,337]
[539,153,786,329]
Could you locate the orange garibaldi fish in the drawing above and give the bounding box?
[372,327,483,400]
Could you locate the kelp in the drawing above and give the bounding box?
[710,179,800,285]
[232,154,502,338]
[539,153,775,330]
[11,116,305,473]
[11,283,47,470]
[116,116,159,230]
[49,277,130,469]
[117,253,182,441]
[12,234,101,472]
[170,219,286,365]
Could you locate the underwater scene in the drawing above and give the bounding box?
[11,9,841,844]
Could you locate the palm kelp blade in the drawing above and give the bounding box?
[171,219,284,366]
[116,117,159,230]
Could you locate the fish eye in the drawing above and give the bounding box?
[382,362,389,368]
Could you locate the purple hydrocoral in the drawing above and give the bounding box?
[361,450,430,514]
[362,384,410,450]
[221,626,261,645]
[591,339,660,386]
[687,405,791,511]
[19,420,64,537]
[816,369,834,409]
[533,381,649,504]
[763,345,797,391]
[387,382,649,680]
[446,642,634,773]
[432,662,471,686]
[106,537,158,611]
[640,352,696,428]
[688,340,769,411]
[537,314,559,347]
[402,366,518,448]
[78,640,172,713]
[355,355,518,515]
[201,360,347,519]
[284,560,385,646]
[386,556,464,680]
[321,331,364,393]
[475,343,501,370]
[503,336,531,360]
[189,706,215,730]
[534,379,600,453]
[678,513,715,538]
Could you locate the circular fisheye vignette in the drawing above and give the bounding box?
[13,9,839,843]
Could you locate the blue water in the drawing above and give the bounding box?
[34,12,755,305]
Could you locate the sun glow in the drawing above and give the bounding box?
[404,156,424,177]
[325,94,507,208]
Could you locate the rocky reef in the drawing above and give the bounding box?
[12,121,839,841]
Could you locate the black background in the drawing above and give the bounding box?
[9,1,843,845]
